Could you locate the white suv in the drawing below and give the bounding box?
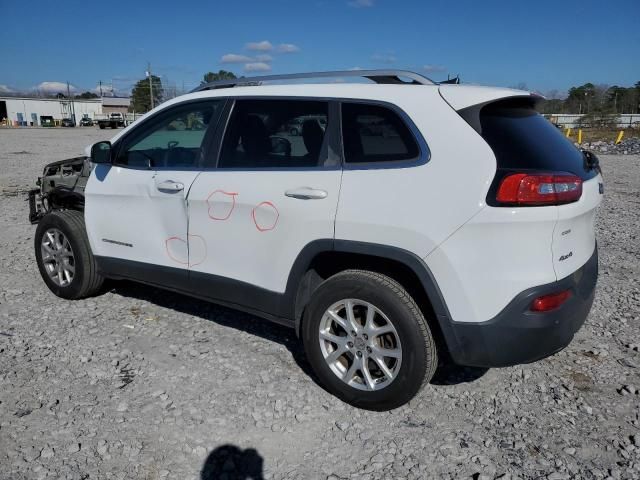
[31,70,602,410]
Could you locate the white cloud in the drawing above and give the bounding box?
[246,40,273,52]
[244,62,272,72]
[255,54,273,62]
[348,0,374,7]
[371,53,396,64]
[0,84,14,93]
[348,66,364,71]
[423,64,446,73]
[36,81,77,94]
[221,53,254,64]
[277,43,300,53]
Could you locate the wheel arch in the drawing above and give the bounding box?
[287,240,458,357]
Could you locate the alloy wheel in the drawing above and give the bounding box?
[41,228,75,287]
[318,299,402,391]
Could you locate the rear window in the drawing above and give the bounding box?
[478,101,597,181]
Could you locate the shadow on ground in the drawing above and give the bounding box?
[111,281,313,376]
[201,444,264,480]
[111,280,488,389]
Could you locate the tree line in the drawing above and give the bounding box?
[538,81,640,115]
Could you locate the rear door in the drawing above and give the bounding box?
[186,98,342,307]
[85,100,225,286]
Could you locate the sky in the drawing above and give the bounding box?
[1,0,639,97]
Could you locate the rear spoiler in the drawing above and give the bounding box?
[439,85,543,134]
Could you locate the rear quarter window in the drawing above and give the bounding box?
[341,103,420,164]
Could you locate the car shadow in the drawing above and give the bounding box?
[109,280,315,378]
[201,444,264,480]
[431,363,489,385]
[109,280,487,390]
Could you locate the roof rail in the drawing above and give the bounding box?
[191,69,435,93]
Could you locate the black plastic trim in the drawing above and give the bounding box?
[96,241,458,356]
[446,246,598,367]
[96,240,597,369]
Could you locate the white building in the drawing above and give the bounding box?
[0,96,131,126]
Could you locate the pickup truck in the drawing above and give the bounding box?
[96,112,125,129]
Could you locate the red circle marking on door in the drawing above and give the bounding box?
[165,236,189,265]
[187,234,207,267]
[207,190,238,221]
[252,201,279,232]
[165,235,208,267]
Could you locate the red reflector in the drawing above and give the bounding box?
[496,173,582,206]
[530,290,572,312]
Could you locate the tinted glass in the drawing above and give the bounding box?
[117,101,222,169]
[480,104,597,180]
[219,99,329,169]
[341,103,419,164]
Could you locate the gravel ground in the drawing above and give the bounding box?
[1,127,639,480]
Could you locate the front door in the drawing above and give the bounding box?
[85,99,225,287]
[186,98,342,312]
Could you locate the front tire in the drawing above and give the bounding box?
[34,210,104,299]
[302,270,438,410]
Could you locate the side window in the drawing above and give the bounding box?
[116,101,222,169]
[341,103,419,164]
[218,99,329,169]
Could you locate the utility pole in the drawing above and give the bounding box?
[147,62,154,110]
[66,81,76,124]
[99,80,103,97]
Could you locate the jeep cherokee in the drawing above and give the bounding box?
[30,70,602,410]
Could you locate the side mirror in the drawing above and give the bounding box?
[91,141,112,164]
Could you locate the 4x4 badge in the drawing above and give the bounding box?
[559,252,573,262]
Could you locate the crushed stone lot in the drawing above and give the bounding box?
[1,127,639,480]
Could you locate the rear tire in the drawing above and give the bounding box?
[34,210,104,299]
[302,270,438,410]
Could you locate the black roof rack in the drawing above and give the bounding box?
[191,69,435,93]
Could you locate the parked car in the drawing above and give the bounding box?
[29,70,603,410]
[96,112,125,129]
[40,116,55,127]
[61,118,75,127]
[80,117,93,127]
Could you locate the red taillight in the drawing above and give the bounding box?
[530,290,572,312]
[496,173,582,206]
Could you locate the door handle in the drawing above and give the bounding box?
[157,180,184,193]
[285,187,328,200]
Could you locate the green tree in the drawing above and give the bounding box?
[201,70,237,84]
[76,91,99,99]
[130,75,163,112]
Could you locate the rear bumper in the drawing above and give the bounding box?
[446,246,598,368]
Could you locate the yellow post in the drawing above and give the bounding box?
[615,130,624,144]
[578,129,583,144]
[565,128,572,138]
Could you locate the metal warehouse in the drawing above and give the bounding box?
[0,96,130,126]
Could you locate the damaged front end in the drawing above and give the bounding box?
[29,156,93,224]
